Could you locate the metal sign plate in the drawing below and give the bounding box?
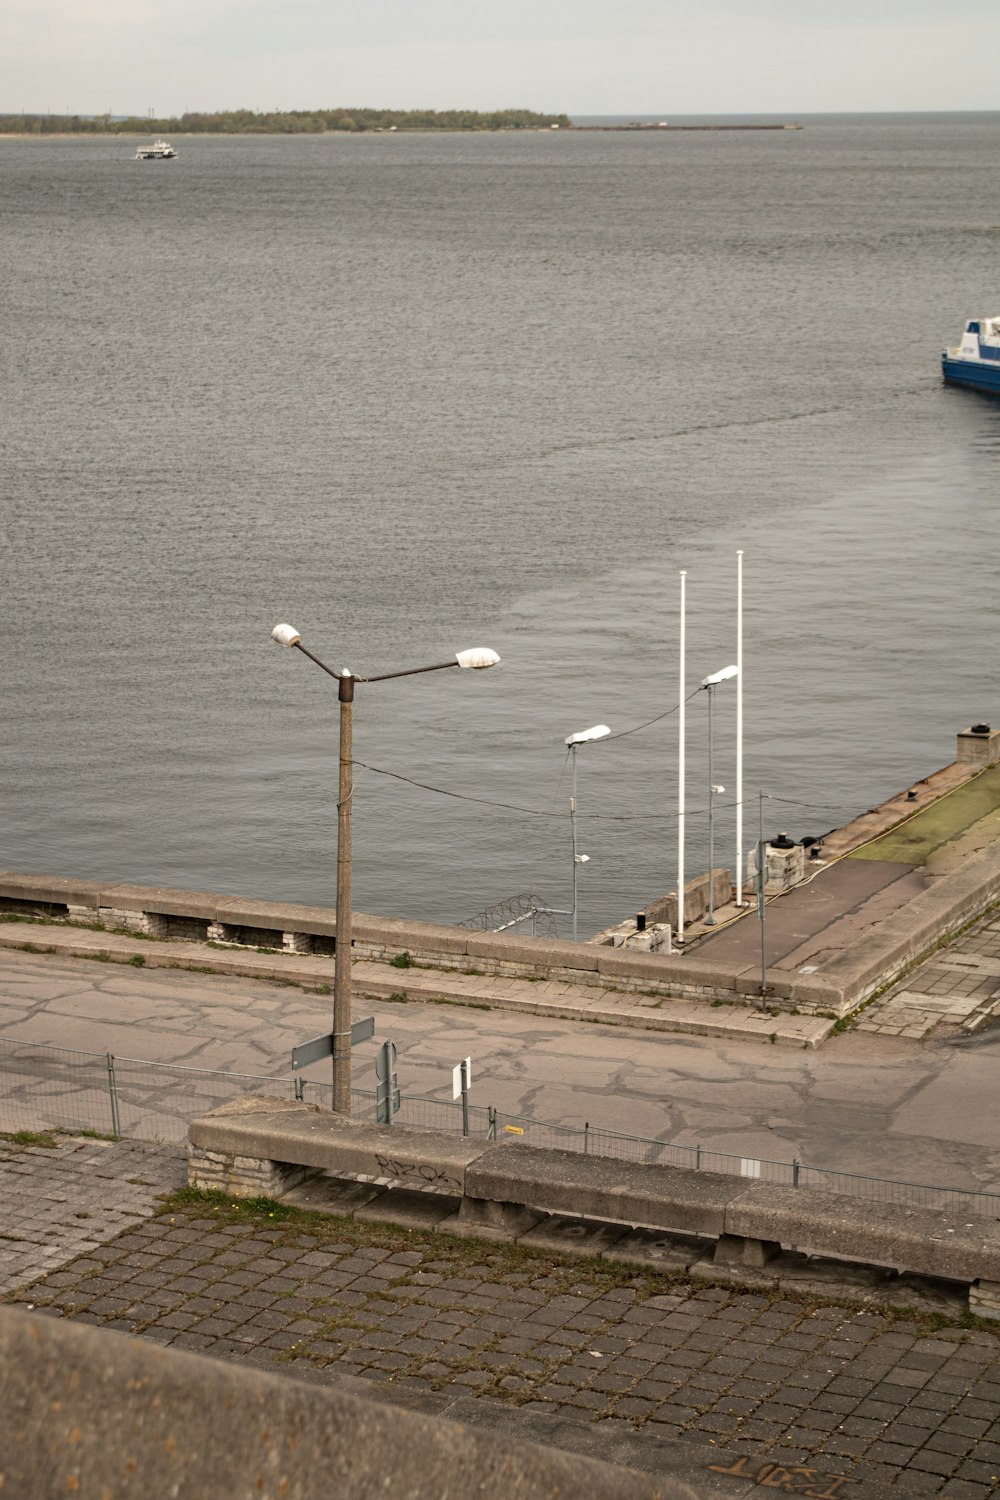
[292,1015,375,1071]
[291,1033,333,1071]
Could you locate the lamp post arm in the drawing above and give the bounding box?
[362,660,460,683]
[292,641,346,683]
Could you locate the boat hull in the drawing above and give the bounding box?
[941,354,1000,395]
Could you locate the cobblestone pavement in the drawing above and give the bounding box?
[858,916,1000,1040]
[6,1140,1000,1499]
[0,1133,184,1293]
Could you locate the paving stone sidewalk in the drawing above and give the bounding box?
[858,916,1000,1040]
[0,1133,184,1293]
[6,1139,1000,1498]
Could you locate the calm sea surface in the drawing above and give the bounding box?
[3,115,1000,938]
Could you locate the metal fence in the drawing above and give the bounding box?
[2,1035,999,1219]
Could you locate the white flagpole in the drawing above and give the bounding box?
[736,550,744,906]
[678,569,687,943]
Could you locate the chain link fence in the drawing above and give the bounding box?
[3,1035,999,1219]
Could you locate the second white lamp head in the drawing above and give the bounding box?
[701,664,739,688]
[565,724,611,747]
[272,623,302,648]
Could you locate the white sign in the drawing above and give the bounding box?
[452,1056,472,1099]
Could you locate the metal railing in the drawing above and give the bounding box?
[2,1035,999,1219]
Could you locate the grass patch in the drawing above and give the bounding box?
[390,951,415,969]
[0,1129,59,1149]
[426,996,491,1011]
[130,953,146,966]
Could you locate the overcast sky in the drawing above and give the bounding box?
[4,0,999,117]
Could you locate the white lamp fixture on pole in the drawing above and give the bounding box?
[271,623,500,1114]
[701,663,738,927]
[564,724,610,941]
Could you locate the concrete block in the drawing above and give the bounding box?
[725,1182,1000,1281]
[466,933,599,971]
[446,1196,544,1241]
[595,950,738,993]
[712,1233,780,1268]
[0,872,102,913]
[466,1145,734,1237]
[352,916,471,956]
[188,1096,488,1198]
[100,883,221,918]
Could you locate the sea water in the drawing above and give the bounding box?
[2,115,999,937]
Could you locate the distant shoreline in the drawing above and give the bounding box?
[0,123,803,140]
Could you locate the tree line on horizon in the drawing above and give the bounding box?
[0,107,573,135]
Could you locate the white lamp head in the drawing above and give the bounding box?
[565,724,611,746]
[271,623,302,648]
[456,648,501,670]
[701,664,739,687]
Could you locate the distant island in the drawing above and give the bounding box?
[0,108,573,136]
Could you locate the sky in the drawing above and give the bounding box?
[3,0,999,118]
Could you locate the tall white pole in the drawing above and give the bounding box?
[570,744,579,942]
[678,570,687,944]
[736,550,744,906]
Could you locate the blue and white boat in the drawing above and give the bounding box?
[941,318,1000,394]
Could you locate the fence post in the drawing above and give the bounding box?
[695,1143,702,1171]
[584,1121,590,1154]
[294,1076,304,1102]
[488,1106,496,1141]
[105,1053,121,1139]
[792,1158,800,1188]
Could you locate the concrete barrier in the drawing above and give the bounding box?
[0,1307,698,1500]
[3,843,1000,1017]
[187,1098,1000,1319]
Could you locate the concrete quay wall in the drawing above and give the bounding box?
[188,1097,1000,1321]
[3,843,1000,1019]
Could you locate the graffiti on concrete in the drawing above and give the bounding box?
[374,1155,461,1193]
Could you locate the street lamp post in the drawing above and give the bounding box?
[564,724,610,941]
[271,624,500,1114]
[701,664,738,927]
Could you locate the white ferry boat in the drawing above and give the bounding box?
[135,140,177,160]
[941,318,1000,395]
